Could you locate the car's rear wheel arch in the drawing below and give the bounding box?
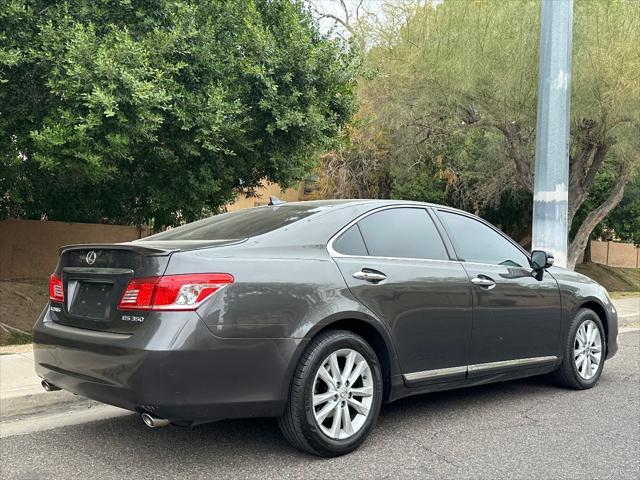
[284,315,396,403]
[313,319,393,401]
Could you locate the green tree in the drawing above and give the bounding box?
[606,176,640,247]
[574,172,640,248]
[351,0,639,268]
[0,0,357,227]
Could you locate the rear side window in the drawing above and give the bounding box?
[141,205,324,241]
[356,208,449,260]
[438,210,529,267]
[333,225,368,256]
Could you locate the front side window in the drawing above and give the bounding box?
[438,210,529,267]
[356,208,449,260]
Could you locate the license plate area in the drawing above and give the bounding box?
[67,280,116,320]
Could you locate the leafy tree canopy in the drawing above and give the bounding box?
[325,0,639,268]
[0,0,357,227]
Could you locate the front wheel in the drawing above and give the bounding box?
[553,308,606,389]
[278,329,383,457]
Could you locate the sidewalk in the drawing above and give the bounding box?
[0,351,84,420]
[1,296,638,424]
[613,296,640,326]
[1,351,41,399]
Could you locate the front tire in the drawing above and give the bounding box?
[553,308,606,389]
[278,329,383,457]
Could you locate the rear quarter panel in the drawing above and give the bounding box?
[163,202,388,341]
[165,248,404,399]
[165,247,396,347]
[173,253,367,339]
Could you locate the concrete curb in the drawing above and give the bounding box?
[0,343,33,355]
[1,390,95,419]
[1,399,130,438]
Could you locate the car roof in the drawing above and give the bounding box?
[264,199,473,217]
[265,198,441,209]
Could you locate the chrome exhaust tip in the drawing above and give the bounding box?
[141,413,170,428]
[41,379,61,392]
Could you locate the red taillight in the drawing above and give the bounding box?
[118,273,233,311]
[49,274,64,302]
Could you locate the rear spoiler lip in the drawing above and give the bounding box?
[59,238,248,255]
[59,243,176,256]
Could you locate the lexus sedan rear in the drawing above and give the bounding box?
[33,200,618,456]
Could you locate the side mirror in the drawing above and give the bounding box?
[531,250,554,271]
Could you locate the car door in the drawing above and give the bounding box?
[434,208,562,377]
[329,206,472,384]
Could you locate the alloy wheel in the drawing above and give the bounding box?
[312,348,375,440]
[574,319,602,380]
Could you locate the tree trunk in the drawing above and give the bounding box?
[582,238,592,264]
[485,117,631,271]
[568,143,610,227]
[496,124,627,270]
[496,122,534,192]
[567,171,629,270]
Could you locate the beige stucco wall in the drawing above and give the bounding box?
[0,183,303,280]
[589,241,609,265]
[0,219,149,279]
[605,241,639,268]
[226,183,302,212]
[588,240,639,268]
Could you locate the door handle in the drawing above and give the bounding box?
[353,270,387,282]
[471,276,496,289]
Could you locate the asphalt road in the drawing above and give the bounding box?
[2,331,639,480]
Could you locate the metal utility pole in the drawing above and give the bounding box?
[532,0,573,268]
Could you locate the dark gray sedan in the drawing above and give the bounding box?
[33,200,618,457]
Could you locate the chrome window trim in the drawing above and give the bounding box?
[326,204,455,263]
[329,252,459,265]
[402,356,559,383]
[457,260,535,270]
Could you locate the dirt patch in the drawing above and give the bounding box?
[609,291,640,299]
[0,279,49,345]
[575,263,639,293]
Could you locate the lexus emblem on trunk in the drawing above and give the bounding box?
[86,251,97,265]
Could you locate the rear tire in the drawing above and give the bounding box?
[553,308,606,389]
[278,329,383,457]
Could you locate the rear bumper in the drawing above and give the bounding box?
[33,306,304,424]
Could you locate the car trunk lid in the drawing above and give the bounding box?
[51,244,174,334]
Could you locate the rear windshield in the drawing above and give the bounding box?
[141,204,325,241]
